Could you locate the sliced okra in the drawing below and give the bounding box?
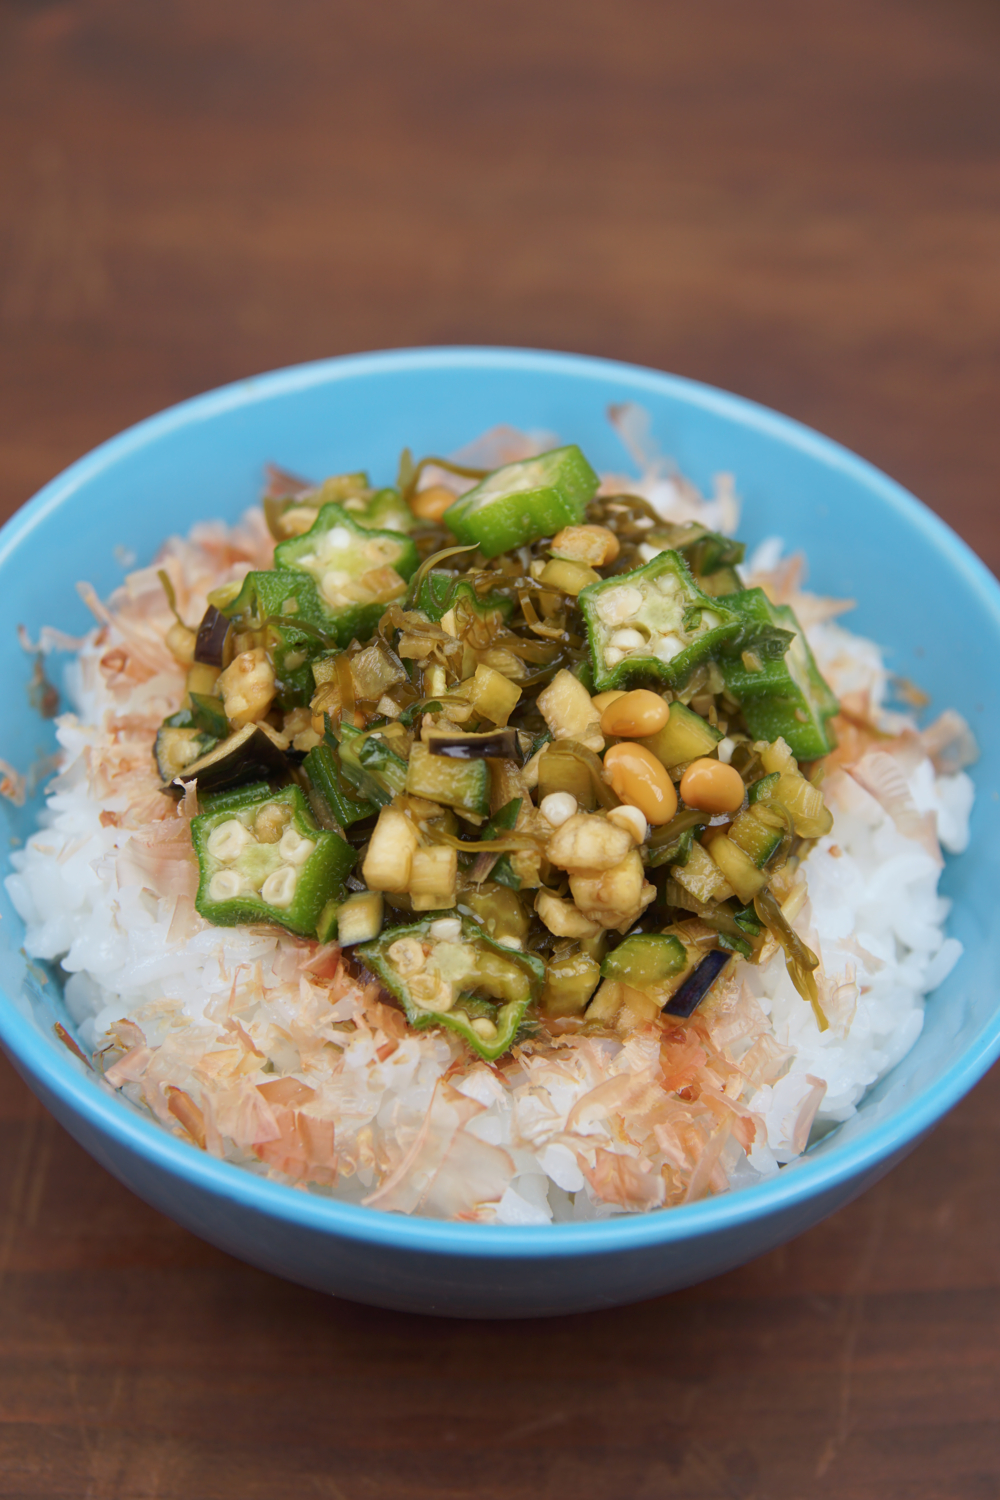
[717,588,838,760]
[579,550,742,692]
[191,783,356,937]
[357,915,545,1062]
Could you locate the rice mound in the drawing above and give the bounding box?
[4,484,975,1224]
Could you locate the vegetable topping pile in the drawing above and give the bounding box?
[155,442,840,1062]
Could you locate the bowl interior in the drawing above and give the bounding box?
[0,346,997,1241]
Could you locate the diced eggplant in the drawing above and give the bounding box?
[160,721,290,797]
[194,606,233,667]
[663,948,731,1018]
[154,726,218,783]
[426,728,519,761]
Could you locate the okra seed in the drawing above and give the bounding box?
[260,865,297,909]
[716,736,736,765]
[609,628,646,651]
[604,647,624,666]
[428,917,462,942]
[206,818,253,862]
[388,936,427,975]
[602,743,678,826]
[607,804,648,844]
[653,633,684,662]
[655,573,679,594]
[539,791,577,827]
[471,1017,498,1039]
[278,827,317,866]
[254,802,292,844]
[679,758,746,814]
[366,537,402,566]
[599,689,669,738]
[320,569,352,605]
[595,585,643,626]
[408,972,453,1012]
[208,869,249,901]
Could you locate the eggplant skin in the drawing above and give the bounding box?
[425,729,519,761]
[154,726,218,783]
[194,606,232,667]
[160,722,289,797]
[663,949,731,1018]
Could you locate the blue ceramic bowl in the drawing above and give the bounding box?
[0,347,996,1319]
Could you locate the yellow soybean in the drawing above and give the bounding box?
[679,758,746,814]
[603,742,678,826]
[600,689,670,738]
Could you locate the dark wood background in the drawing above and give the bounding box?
[1,1,999,1495]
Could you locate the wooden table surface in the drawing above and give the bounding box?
[1,2,999,1495]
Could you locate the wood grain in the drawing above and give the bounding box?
[1,1,999,1494]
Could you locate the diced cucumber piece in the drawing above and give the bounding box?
[541,952,602,1016]
[442,446,599,560]
[644,825,696,869]
[537,742,598,810]
[727,806,783,866]
[705,834,769,905]
[336,723,409,806]
[600,933,687,987]
[460,884,529,947]
[642,701,722,770]
[405,742,490,818]
[747,771,780,805]
[317,889,384,945]
[670,840,735,904]
[187,693,229,739]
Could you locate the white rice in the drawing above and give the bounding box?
[4,487,975,1223]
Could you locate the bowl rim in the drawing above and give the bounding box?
[2,342,999,1258]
